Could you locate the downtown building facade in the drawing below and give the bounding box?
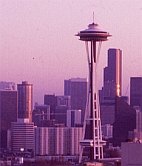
[64,78,87,110]
[133,107,142,140]
[55,96,71,126]
[0,90,18,149]
[103,48,122,98]
[98,48,136,146]
[66,109,82,127]
[113,96,136,146]
[43,94,71,126]
[0,81,16,90]
[10,81,34,153]
[64,78,87,123]
[100,48,122,102]
[44,94,57,120]
[43,79,86,126]
[17,81,33,122]
[32,104,50,127]
[35,127,83,156]
[121,142,142,166]
[130,77,142,111]
[11,119,35,153]
[99,48,122,127]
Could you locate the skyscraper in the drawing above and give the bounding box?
[130,77,142,111]
[0,90,18,149]
[64,78,87,122]
[17,81,33,122]
[100,48,122,126]
[103,48,122,98]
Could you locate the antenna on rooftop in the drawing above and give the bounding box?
[93,11,95,23]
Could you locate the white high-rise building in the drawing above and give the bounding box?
[11,119,35,153]
[35,127,83,156]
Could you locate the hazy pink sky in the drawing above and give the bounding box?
[0,0,142,103]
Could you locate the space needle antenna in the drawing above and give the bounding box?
[93,11,95,23]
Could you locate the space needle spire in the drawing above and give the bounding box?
[76,21,111,163]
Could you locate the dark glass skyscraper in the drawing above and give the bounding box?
[130,77,142,111]
[17,81,33,122]
[103,48,122,98]
[64,78,87,122]
[113,96,136,146]
[44,94,57,119]
[64,78,87,111]
[0,90,17,149]
[100,48,122,126]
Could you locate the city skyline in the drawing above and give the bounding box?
[1,0,142,103]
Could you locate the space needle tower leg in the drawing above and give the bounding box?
[90,40,96,160]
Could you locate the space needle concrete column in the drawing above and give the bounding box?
[76,22,111,163]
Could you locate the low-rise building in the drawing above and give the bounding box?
[121,142,142,166]
[35,127,83,156]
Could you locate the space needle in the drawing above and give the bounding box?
[76,21,111,163]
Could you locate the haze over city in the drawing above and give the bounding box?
[1,0,142,103]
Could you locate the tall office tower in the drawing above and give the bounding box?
[0,81,16,90]
[130,77,142,111]
[17,81,33,122]
[103,48,122,98]
[0,90,18,149]
[44,94,57,119]
[99,48,122,126]
[35,127,83,157]
[11,119,35,153]
[64,78,87,122]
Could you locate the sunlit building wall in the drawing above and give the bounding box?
[103,48,122,98]
[11,119,35,153]
[35,127,83,156]
[17,81,33,122]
